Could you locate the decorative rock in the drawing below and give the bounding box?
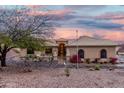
[89,67,94,71]
[109,67,114,71]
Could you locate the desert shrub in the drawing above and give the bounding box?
[20,55,33,73]
[86,58,90,64]
[109,57,118,64]
[100,61,104,64]
[94,58,99,63]
[64,67,70,77]
[26,54,38,62]
[94,64,100,70]
[104,61,107,64]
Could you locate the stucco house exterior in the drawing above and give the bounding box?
[44,36,118,62]
[17,36,118,62]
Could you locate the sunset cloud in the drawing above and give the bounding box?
[112,19,124,25]
[64,5,106,11]
[54,27,124,41]
[26,9,72,16]
[95,30,124,41]
[25,5,45,10]
[1,5,124,42]
[76,19,124,30]
[95,12,124,20]
[54,28,93,39]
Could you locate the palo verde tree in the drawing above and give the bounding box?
[0,6,55,67]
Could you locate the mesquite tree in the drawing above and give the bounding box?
[0,7,55,67]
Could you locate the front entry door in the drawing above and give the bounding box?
[58,43,66,58]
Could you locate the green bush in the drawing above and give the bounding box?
[94,64,100,70]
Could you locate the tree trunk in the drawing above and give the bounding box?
[1,53,7,67]
[0,46,14,67]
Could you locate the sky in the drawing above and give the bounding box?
[1,5,124,42]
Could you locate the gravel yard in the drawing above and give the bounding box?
[1,62,124,88]
[1,51,124,88]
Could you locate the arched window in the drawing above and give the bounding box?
[100,49,107,58]
[78,49,84,58]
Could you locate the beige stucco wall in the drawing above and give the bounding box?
[67,46,116,59]
[12,47,58,56]
[16,48,27,57]
[12,46,116,60]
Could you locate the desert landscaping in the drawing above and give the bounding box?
[0,51,124,88]
[1,5,124,88]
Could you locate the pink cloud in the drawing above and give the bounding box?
[25,5,45,9]
[54,28,93,39]
[54,27,124,41]
[112,19,124,25]
[95,12,124,20]
[94,12,124,28]
[95,30,124,41]
[95,12,124,30]
[26,9,72,16]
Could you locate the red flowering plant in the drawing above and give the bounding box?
[109,57,118,64]
[69,54,82,63]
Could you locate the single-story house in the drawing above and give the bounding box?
[16,36,118,62]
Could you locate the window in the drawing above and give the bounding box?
[78,49,84,58]
[100,49,107,58]
[27,48,34,54]
[45,48,52,54]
